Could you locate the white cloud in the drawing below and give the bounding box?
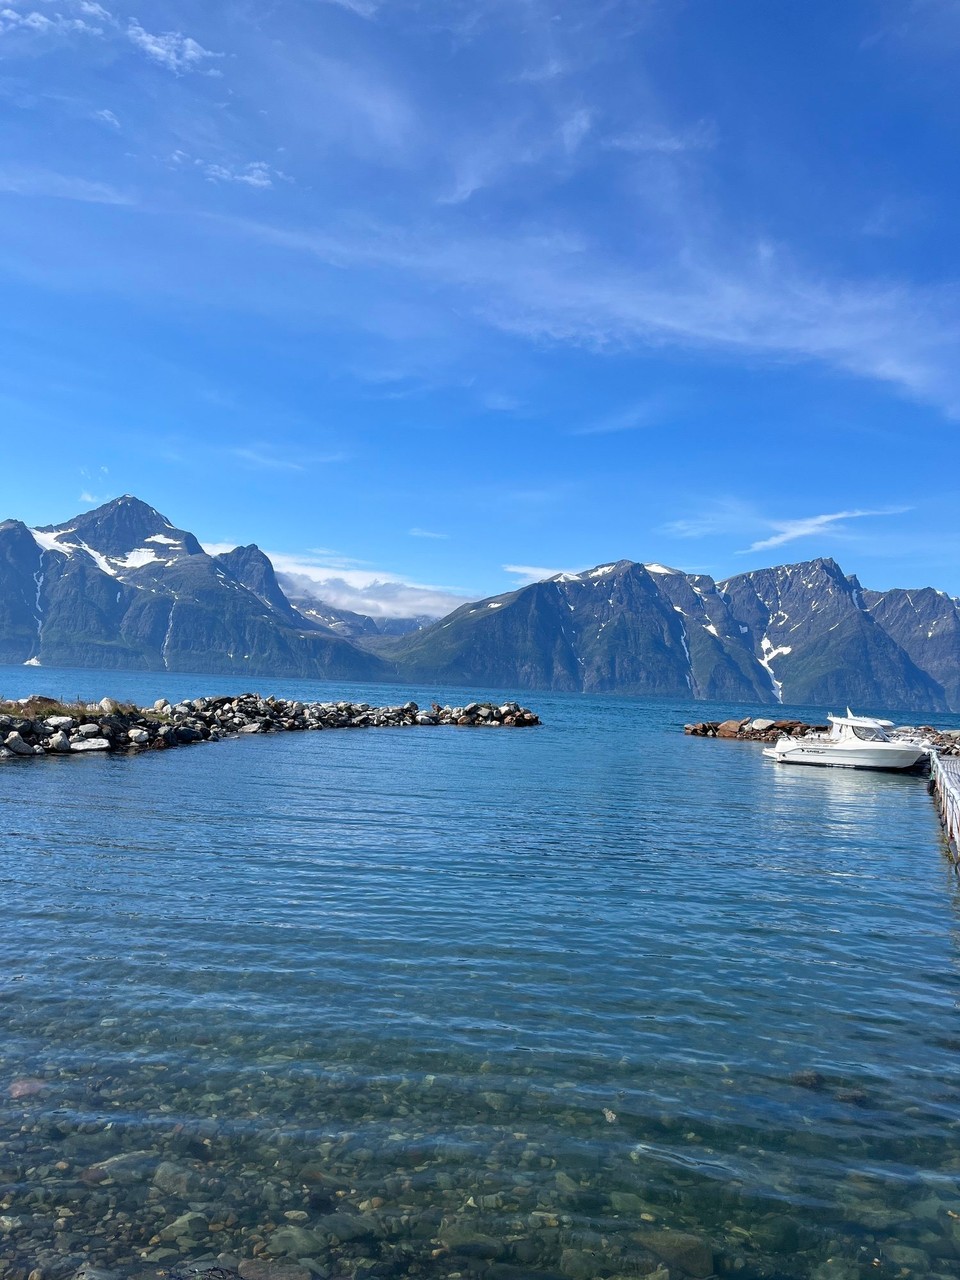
[602,120,716,154]
[742,508,909,553]
[559,108,592,155]
[318,0,378,16]
[482,391,521,413]
[227,213,960,418]
[0,166,131,204]
[229,446,308,471]
[253,47,416,162]
[662,500,755,540]
[438,137,531,206]
[201,544,470,619]
[126,21,221,73]
[0,7,102,35]
[203,161,287,189]
[570,391,685,435]
[438,108,593,207]
[279,570,466,619]
[502,563,576,585]
[516,58,568,84]
[93,107,120,128]
[409,527,449,539]
[662,501,910,553]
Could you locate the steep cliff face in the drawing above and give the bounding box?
[718,559,947,711]
[213,544,309,628]
[384,556,953,709]
[2,497,958,712]
[0,520,45,665]
[862,587,960,711]
[381,561,773,699]
[1,498,392,682]
[643,567,773,701]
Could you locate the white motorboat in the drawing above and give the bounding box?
[762,709,930,772]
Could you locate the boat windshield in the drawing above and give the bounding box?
[851,725,889,741]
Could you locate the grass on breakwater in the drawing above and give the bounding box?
[0,695,168,722]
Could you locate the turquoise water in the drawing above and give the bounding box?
[2,665,960,1280]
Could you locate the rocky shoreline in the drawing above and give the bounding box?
[684,715,960,755]
[0,694,541,761]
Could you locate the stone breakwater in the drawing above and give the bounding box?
[685,716,827,742]
[0,694,541,761]
[684,716,960,755]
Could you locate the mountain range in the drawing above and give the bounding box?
[1,496,957,712]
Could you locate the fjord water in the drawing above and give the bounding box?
[2,667,960,1280]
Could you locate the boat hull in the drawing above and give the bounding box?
[762,741,927,771]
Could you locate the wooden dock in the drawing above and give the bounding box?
[931,752,960,863]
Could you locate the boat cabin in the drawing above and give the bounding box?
[827,710,895,743]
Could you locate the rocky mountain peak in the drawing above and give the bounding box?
[213,544,305,626]
[34,495,203,573]
[2,496,958,711]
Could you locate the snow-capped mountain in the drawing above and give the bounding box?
[1,497,957,711]
[717,559,944,708]
[376,556,953,710]
[1,497,389,680]
[32,494,204,577]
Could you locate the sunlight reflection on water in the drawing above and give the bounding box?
[1,667,959,1279]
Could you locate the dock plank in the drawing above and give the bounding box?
[931,752,960,861]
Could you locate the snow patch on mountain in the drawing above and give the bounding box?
[758,636,792,702]
[30,528,70,555]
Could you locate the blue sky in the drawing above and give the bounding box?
[1,0,959,614]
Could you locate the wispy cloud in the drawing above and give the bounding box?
[264,49,416,158]
[318,0,379,16]
[862,194,928,239]
[515,57,568,84]
[227,448,312,473]
[438,105,594,206]
[409,527,449,539]
[0,167,132,204]
[662,499,756,541]
[437,133,535,206]
[228,215,960,419]
[482,391,521,413]
[559,108,592,155]
[93,107,120,129]
[662,500,911,554]
[502,562,576,585]
[602,119,717,154]
[742,507,909,553]
[570,391,687,436]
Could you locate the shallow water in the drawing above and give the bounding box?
[2,666,960,1280]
